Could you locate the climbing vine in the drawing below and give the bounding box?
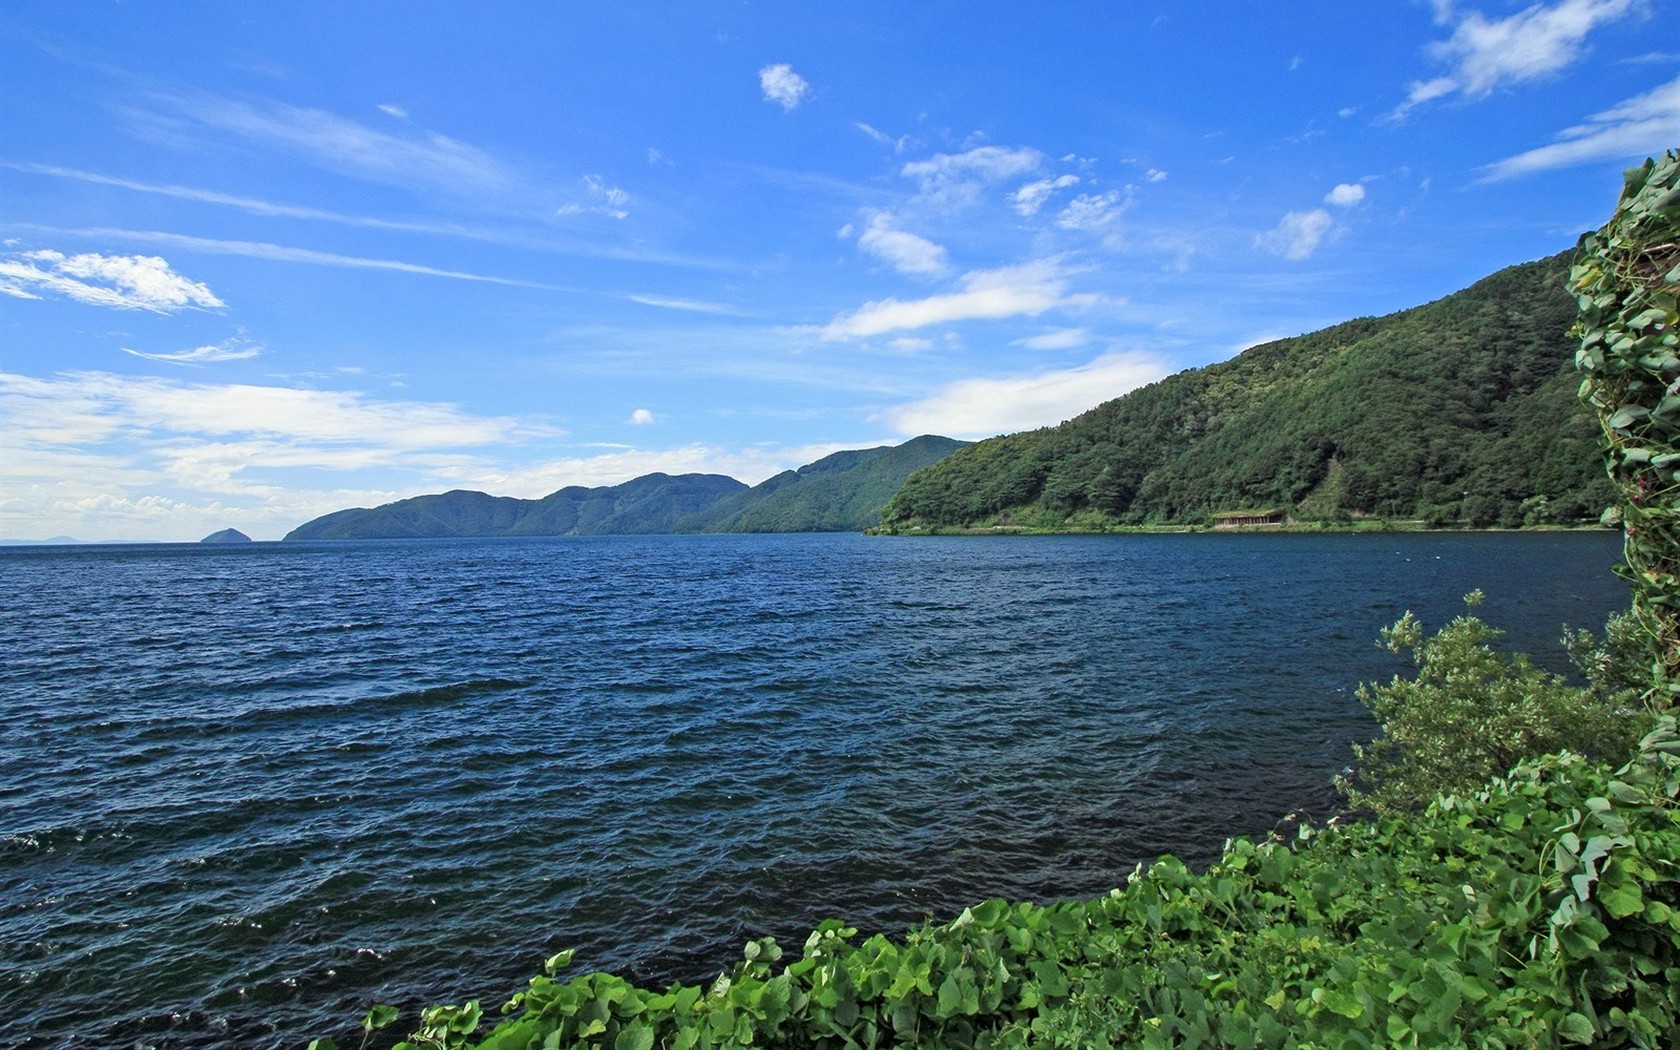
[1573,150,1680,704]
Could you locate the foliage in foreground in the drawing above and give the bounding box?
[317,717,1680,1050]
[1572,149,1680,702]
[1336,592,1653,815]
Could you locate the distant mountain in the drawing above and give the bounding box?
[284,473,746,541]
[674,435,969,533]
[881,251,1614,531]
[283,436,968,540]
[200,528,253,544]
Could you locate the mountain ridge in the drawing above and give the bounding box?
[880,250,1612,531]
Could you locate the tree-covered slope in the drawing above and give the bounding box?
[283,474,747,540]
[674,435,969,533]
[881,251,1614,530]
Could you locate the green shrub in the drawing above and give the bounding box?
[1336,591,1652,814]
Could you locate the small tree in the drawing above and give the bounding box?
[1337,592,1648,813]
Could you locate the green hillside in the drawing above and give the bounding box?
[675,435,968,533]
[282,474,746,540]
[881,251,1613,531]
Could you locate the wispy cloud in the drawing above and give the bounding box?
[900,146,1045,213]
[877,351,1169,439]
[854,122,915,152]
[4,163,732,271]
[821,258,1094,340]
[1015,327,1091,351]
[0,249,224,312]
[1012,174,1081,216]
[1482,74,1680,179]
[855,212,951,276]
[759,63,811,110]
[22,226,582,291]
[556,174,631,219]
[123,337,262,365]
[142,95,527,203]
[1055,190,1131,245]
[624,293,740,314]
[1396,0,1644,116]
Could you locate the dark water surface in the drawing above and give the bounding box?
[0,531,1628,1048]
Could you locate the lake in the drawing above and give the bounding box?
[0,531,1629,1048]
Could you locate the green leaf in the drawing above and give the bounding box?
[363,1004,400,1032]
[544,949,576,975]
[1608,404,1650,430]
[1558,1012,1596,1044]
[614,1023,656,1050]
[1599,874,1645,918]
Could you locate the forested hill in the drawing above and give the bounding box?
[880,251,1613,531]
[673,435,968,532]
[283,473,746,540]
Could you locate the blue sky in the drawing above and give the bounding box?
[2,1,1677,540]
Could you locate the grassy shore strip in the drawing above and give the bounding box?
[866,520,1612,536]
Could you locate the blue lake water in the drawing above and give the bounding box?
[0,531,1630,1048]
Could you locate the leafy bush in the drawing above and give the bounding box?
[1337,591,1653,814]
[315,718,1680,1050]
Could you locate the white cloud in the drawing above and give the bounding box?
[1482,74,1680,179]
[901,146,1045,213]
[1324,182,1366,207]
[1015,328,1091,351]
[1012,174,1081,216]
[1145,168,1168,183]
[759,63,811,110]
[123,337,262,365]
[855,212,951,276]
[628,408,656,425]
[0,371,551,452]
[1055,190,1130,239]
[0,249,223,312]
[0,369,566,539]
[877,351,1169,439]
[821,258,1093,340]
[1397,0,1643,115]
[377,103,408,119]
[1256,209,1335,260]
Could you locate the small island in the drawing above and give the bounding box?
[199,528,253,544]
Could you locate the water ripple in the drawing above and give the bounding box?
[0,531,1627,1049]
